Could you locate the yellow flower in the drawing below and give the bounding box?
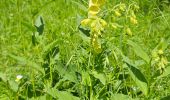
[161,57,168,65]
[155,57,160,62]
[126,27,132,36]
[99,18,107,27]
[158,49,164,55]
[88,6,100,18]
[119,4,126,11]
[130,16,138,24]
[90,0,105,6]
[114,10,121,17]
[81,18,93,26]
[111,23,118,29]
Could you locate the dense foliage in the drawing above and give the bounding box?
[0,0,170,99]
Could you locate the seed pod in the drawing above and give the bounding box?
[99,18,107,27]
[114,10,121,17]
[111,23,118,29]
[161,57,168,65]
[126,27,132,36]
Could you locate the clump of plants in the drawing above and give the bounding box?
[0,0,170,100]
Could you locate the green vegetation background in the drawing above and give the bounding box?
[0,0,170,100]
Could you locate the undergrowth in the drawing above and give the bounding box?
[0,0,170,100]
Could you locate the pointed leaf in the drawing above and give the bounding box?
[21,21,36,32]
[35,16,44,35]
[155,38,168,51]
[159,66,170,78]
[46,88,80,100]
[9,54,44,75]
[82,72,91,86]
[42,40,59,59]
[124,63,148,95]
[55,63,78,83]
[46,87,57,98]
[127,40,150,63]
[92,71,106,85]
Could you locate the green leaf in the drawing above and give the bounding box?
[111,94,133,100]
[154,38,168,51]
[127,40,150,63]
[21,21,36,32]
[160,95,170,100]
[124,63,148,95]
[46,88,80,100]
[57,91,80,100]
[8,80,18,92]
[9,54,45,75]
[78,26,90,37]
[29,95,46,100]
[34,16,44,35]
[46,87,57,98]
[159,66,170,78]
[64,72,78,83]
[55,63,78,83]
[71,1,87,12]
[42,40,59,59]
[0,72,7,82]
[82,71,91,86]
[91,71,106,85]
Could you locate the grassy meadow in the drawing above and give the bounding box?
[0,0,170,99]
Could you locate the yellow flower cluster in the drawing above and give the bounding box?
[130,11,138,25]
[81,0,107,53]
[114,3,126,17]
[152,49,168,73]
[111,3,139,36]
[88,0,105,18]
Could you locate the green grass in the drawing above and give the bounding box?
[0,0,170,100]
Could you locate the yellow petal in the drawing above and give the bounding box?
[99,19,107,27]
[115,10,121,17]
[81,18,92,26]
[130,17,138,24]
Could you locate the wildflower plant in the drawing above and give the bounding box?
[81,0,107,53]
[0,0,170,100]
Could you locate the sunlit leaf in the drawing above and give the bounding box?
[55,63,78,83]
[159,66,170,78]
[46,88,80,100]
[127,40,150,63]
[92,71,106,85]
[82,72,91,86]
[154,38,168,51]
[8,80,18,92]
[34,16,44,35]
[57,91,80,100]
[71,1,87,12]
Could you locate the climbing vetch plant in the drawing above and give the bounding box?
[81,0,107,53]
